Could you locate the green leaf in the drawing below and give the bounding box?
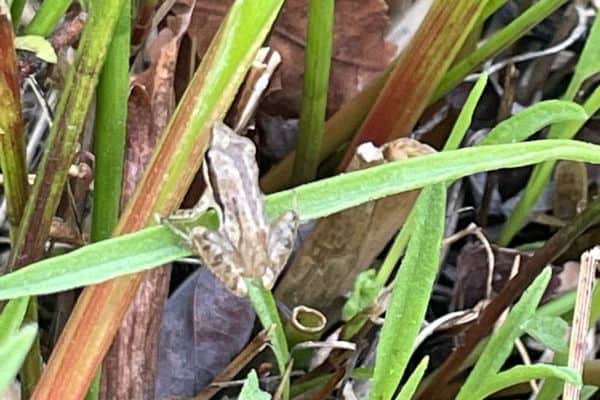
[456,267,552,400]
[522,315,569,353]
[444,73,488,151]
[0,324,38,395]
[0,297,28,343]
[14,35,58,63]
[479,100,587,146]
[476,364,580,399]
[370,184,446,400]
[245,278,289,399]
[239,370,271,400]
[342,269,379,321]
[395,356,429,400]
[1,140,600,300]
[561,11,600,101]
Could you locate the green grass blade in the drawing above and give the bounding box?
[0,324,37,395]
[25,0,72,36]
[444,73,488,151]
[3,141,600,300]
[434,0,569,100]
[477,364,580,399]
[395,356,430,400]
[369,184,445,400]
[268,140,600,221]
[245,278,289,399]
[239,370,271,400]
[480,100,587,146]
[92,0,130,242]
[0,297,28,343]
[456,267,552,400]
[292,0,334,184]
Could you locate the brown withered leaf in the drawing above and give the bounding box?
[122,0,195,202]
[275,138,434,321]
[155,268,254,399]
[101,1,196,399]
[188,0,395,117]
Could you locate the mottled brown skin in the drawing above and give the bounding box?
[167,123,298,296]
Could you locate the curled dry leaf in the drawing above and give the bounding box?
[188,0,395,117]
[275,138,434,321]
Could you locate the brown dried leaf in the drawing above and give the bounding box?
[275,138,433,321]
[155,268,255,399]
[122,0,194,201]
[188,0,395,117]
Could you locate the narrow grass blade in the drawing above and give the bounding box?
[3,141,600,301]
[369,184,445,400]
[395,356,429,400]
[0,297,28,342]
[92,0,130,242]
[25,0,72,36]
[456,267,552,399]
[480,100,587,146]
[478,364,580,399]
[239,370,270,400]
[0,324,37,395]
[246,278,289,399]
[292,0,334,184]
[444,73,488,151]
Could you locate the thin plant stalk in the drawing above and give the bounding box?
[0,2,29,240]
[25,0,73,37]
[9,0,24,28]
[87,1,131,398]
[292,0,334,184]
[0,4,40,397]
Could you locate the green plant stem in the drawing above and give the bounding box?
[434,0,569,101]
[25,0,72,37]
[9,0,25,28]
[292,0,334,185]
[91,0,130,243]
[87,1,130,398]
[0,8,29,240]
